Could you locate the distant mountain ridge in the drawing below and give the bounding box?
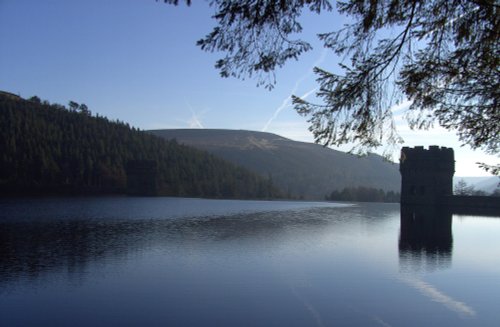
[149,129,401,199]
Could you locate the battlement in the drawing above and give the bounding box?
[400,146,455,173]
[401,145,454,156]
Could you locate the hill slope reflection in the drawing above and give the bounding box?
[1,205,361,285]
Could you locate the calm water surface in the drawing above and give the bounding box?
[1,197,499,326]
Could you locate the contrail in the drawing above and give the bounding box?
[290,284,326,327]
[390,99,412,116]
[262,87,316,132]
[300,88,317,101]
[262,49,327,132]
[400,276,476,317]
[185,100,204,128]
[372,316,393,327]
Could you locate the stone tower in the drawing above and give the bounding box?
[399,146,455,205]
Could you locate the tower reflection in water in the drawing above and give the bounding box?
[399,205,453,272]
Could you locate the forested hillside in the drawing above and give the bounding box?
[0,91,281,198]
[150,129,401,200]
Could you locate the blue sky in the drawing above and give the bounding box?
[0,0,497,177]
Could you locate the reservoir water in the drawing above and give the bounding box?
[1,197,499,326]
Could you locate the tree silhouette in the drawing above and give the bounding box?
[454,179,475,196]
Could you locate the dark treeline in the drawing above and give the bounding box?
[326,186,400,203]
[0,91,282,198]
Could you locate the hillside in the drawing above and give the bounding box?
[149,129,401,199]
[0,93,281,199]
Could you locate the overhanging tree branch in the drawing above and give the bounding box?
[163,0,499,171]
